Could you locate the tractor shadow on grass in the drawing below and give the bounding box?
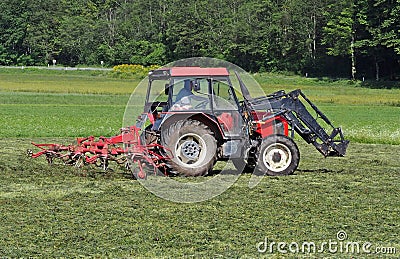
[212,168,344,177]
[296,168,344,174]
[120,166,345,180]
[208,169,241,176]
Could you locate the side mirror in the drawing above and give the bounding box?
[193,80,201,92]
[164,83,169,95]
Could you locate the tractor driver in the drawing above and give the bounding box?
[175,79,194,103]
[172,79,208,110]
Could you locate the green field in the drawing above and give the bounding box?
[0,68,399,257]
[0,68,140,94]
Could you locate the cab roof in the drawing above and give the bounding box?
[150,67,230,79]
[170,67,229,77]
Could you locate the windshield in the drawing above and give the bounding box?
[169,78,211,111]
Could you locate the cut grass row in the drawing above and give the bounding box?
[0,138,398,257]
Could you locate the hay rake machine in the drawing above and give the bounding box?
[27,126,170,179]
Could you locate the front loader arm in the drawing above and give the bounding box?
[278,90,348,157]
[246,89,349,157]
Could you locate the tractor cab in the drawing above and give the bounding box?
[145,67,245,138]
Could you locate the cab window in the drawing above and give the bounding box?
[212,79,239,110]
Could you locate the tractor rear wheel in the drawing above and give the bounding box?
[161,120,217,176]
[256,135,299,176]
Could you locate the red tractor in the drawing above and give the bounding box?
[136,66,348,176]
[29,66,349,178]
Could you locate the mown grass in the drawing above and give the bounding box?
[0,68,399,257]
[0,139,399,257]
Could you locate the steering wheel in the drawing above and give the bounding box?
[194,100,209,109]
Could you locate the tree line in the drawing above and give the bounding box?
[0,0,399,79]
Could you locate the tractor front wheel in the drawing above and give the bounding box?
[161,120,217,176]
[256,135,299,176]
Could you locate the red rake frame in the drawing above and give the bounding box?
[27,126,171,179]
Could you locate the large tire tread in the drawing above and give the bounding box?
[161,120,217,176]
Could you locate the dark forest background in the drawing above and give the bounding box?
[1,0,399,79]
